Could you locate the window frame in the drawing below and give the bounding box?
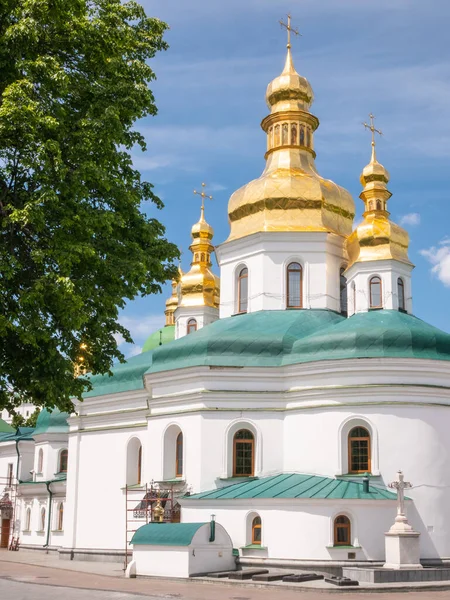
[187,318,197,334]
[40,508,46,532]
[397,277,405,311]
[57,503,64,531]
[251,516,262,545]
[38,448,43,474]
[334,515,351,546]
[137,445,142,485]
[348,426,371,474]
[340,266,348,316]
[369,276,383,309]
[175,432,183,478]
[286,262,303,309]
[58,449,68,474]
[7,463,13,486]
[232,429,254,477]
[25,507,31,531]
[237,267,249,314]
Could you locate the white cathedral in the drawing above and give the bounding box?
[1,34,450,571]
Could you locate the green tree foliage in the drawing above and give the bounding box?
[11,408,40,429]
[0,0,179,413]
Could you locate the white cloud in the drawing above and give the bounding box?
[420,239,450,287]
[113,332,125,347]
[400,213,421,226]
[119,314,165,344]
[125,345,143,358]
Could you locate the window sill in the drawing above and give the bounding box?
[36,530,45,534]
[241,544,267,549]
[219,476,258,482]
[22,530,31,534]
[155,479,185,484]
[369,307,383,311]
[51,530,64,533]
[336,473,379,478]
[326,545,361,550]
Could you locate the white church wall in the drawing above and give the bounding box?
[175,305,219,340]
[133,546,189,577]
[216,232,346,318]
[181,502,396,561]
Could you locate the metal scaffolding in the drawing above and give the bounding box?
[124,482,181,570]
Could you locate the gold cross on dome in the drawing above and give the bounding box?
[279,14,301,48]
[363,113,383,148]
[193,182,213,210]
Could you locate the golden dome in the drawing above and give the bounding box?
[226,45,355,242]
[164,278,179,326]
[346,143,411,267]
[266,47,314,113]
[179,206,220,309]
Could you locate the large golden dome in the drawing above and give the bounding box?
[226,45,355,242]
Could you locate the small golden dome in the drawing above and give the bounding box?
[346,143,412,267]
[266,47,314,113]
[226,45,355,242]
[179,206,220,309]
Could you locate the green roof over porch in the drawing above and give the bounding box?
[130,522,207,546]
[185,473,398,501]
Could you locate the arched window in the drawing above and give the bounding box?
[137,445,142,485]
[126,438,142,486]
[237,268,248,314]
[291,124,297,145]
[334,515,351,546]
[187,319,197,334]
[306,127,311,147]
[59,449,68,473]
[340,267,347,315]
[40,508,46,532]
[176,432,183,478]
[38,448,43,473]
[282,123,288,145]
[376,199,382,210]
[348,427,371,473]
[274,124,280,145]
[25,508,31,531]
[286,262,302,308]
[300,125,305,145]
[398,278,405,311]
[233,429,254,477]
[268,126,273,149]
[369,276,382,309]
[57,503,64,531]
[252,516,262,545]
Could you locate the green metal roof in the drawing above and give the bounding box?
[33,408,69,435]
[130,522,207,546]
[83,350,154,398]
[148,309,450,374]
[185,473,397,501]
[83,309,450,398]
[0,418,14,433]
[0,426,35,444]
[142,325,175,353]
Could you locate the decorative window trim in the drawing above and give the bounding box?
[187,318,197,334]
[334,514,351,546]
[337,416,379,476]
[175,432,183,478]
[237,267,249,314]
[369,275,383,309]
[251,516,262,545]
[58,449,68,474]
[223,420,261,479]
[286,262,303,309]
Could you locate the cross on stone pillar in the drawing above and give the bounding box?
[388,470,412,527]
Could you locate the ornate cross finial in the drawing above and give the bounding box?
[279,14,301,49]
[363,113,383,149]
[193,182,213,211]
[388,470,412,524]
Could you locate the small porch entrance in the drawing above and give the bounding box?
[0,518,11,548]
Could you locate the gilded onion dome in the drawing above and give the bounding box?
[346,139,412,267]
[178,205,220,309]
[164,278,179,326]
[226,43,355,242]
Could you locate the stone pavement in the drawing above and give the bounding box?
[2,550,450,599]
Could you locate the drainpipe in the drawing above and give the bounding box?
[209,514,216,543]
[44,481,53,551]
[363,472,370,494]
[14,441,20,481]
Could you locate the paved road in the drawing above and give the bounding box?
[2,560,450,600]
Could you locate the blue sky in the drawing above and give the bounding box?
[118,0,450,356]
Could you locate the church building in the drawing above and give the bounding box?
[2,25,450,569]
